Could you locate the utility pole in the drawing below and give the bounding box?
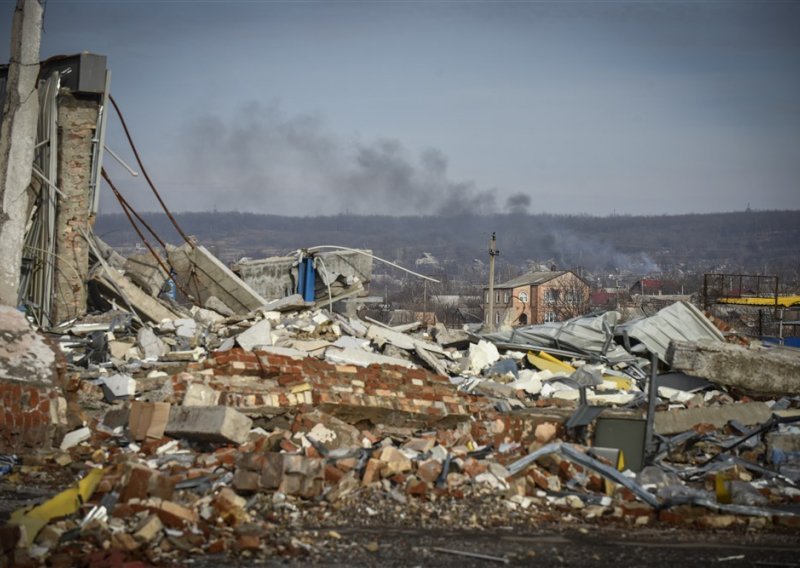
[0,0,43,307]
[487,232,498,331]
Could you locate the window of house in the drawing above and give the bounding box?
[544,311,557,323]
[518,291,528,303]
[544,288,559,304]
[503,291,510,303]
[485,291,489,303]
[495,311,500,325]
[495,291,500,303]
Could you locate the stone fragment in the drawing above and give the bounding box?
[465,340,500,374]
[102,373,136,399]
[380,446,412,477]
[213,487,250,525]
[59,427,90,450]
[416,459,442,483]
[205,296,235,317]
[165,406,253,445]
[362,458,383,486]
[534,422,557,444]
[182,383,220,407]
[110,533,139,552]
[236,319,272,351]
[145,498,199,528]
[137,326,168,360]
[133,514,163,543]
[174,318,198,338]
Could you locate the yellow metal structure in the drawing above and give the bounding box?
[527,351,633,390]
[717,296,800,308]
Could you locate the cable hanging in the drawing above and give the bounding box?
[102,168,192,300]
[108,94,193,247]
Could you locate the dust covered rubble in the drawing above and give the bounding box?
[2,301,800,566]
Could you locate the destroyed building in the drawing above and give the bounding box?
[1,38,800,568]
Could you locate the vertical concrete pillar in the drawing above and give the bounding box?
[0,0,42,307]
[51,93,98,323]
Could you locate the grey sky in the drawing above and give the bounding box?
[2,0,799,216]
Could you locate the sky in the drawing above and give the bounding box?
[1,0,799,216]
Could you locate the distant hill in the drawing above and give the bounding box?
[95,210,800,281]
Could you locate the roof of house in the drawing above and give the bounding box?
[491,270,567,289]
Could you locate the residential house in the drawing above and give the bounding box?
[483,270,590,328]
[629,278,682,296]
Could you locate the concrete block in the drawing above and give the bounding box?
[165,406,253,444]
[667,339,800,396]
[654,402,772,435]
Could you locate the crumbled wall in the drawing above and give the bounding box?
[0,305,66,452]
[52,93,99,324]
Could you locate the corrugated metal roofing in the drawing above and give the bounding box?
[615,301,725,363]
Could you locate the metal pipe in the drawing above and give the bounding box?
[487,232,497,331]
[103,144,139,177]
[644,351,658,461]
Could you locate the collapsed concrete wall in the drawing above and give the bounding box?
[234,249,373,301]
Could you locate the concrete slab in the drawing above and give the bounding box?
[653,402,772,435]
[667,339,800,396]
[168,243,269,314]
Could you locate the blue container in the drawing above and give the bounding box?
[303,258,316,302]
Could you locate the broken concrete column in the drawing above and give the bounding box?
[0,0,42,307]
[165,406,252,444]
[0,305,65,452]
[50,92,99,324]
[667,339,800,396]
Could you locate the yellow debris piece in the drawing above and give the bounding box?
[527,351,574,375]
[717,295,800,308]
[527,351,633,390]
[9,467,105,546]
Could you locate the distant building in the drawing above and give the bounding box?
[589,288,630,310]
[629,278,682,296]
[483,270,590,327]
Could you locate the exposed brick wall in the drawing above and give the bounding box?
[0,382,57,451]
[52,92,99,324]
[180,349,477,428]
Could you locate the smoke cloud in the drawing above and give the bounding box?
[505,193,531,213]
[173,102,500,216]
